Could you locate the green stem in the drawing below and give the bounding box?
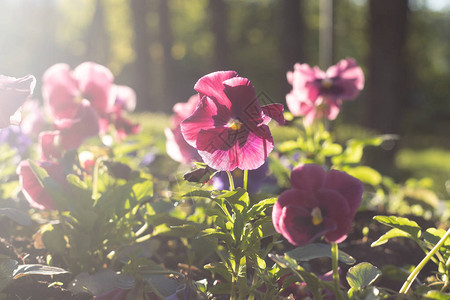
[331,242,344,300]
[243,169,248,191]
[227,171,235,191]
[92,156,107,202]
[399,228,450,294]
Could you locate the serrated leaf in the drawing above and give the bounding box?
[214,188,249,212]
[346,262,381,289]
[286,243,356,265]
[373,215,422,239]
[0,208,32,226]
[371,228,413,247]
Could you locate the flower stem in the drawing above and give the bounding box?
[227,171,235,191]
[331,242,344,300]
[243,169,248,191]
[399,228,450,294]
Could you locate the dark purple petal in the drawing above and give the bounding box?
[196,127,240,152]
[324,169,364,214]
[290,164,326,192]
[222,77,263,125]
[261,103,285,125]
[316,189,352,243]
[194,71,238,108]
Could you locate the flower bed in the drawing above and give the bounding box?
[0,60,448,299]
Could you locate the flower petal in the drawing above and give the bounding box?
[325,58,364,100]
[261,103,285,125]
[290,164,326,192]
[194,71,238,108]
[181,96,230,147]
[324,169,364,214]
[73,62,115,116]
[42,63,80,119]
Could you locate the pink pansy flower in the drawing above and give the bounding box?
[0,74,36,128]
[20,99,50,139]
[286,58,364,125]
[39,100,100,160]
[272,164,363,247]
[181,71,285,171]
[165,94,202,164]
[17,160,66,210]
[42,62,114,120]
[99,85,140,140]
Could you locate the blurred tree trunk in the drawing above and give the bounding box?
[209,0,229,69]
[130,0,152,111]
[280,0,306,97]
[159,0,176,112]
[365,0,409,173]
[86,0,109,65]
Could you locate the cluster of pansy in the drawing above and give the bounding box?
[166,69,364,252]
[286,58,364,125]
[16,62,139,210]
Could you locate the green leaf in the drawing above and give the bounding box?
[0,208,32,226]
[204,262,232,282]
[346,262,381,290]
[13,264,68,279]
[214,188,249,212]
[423,290,450,299]
[41,224,66,254]
[269,254,323,299]
[371,228,413,247]
[69,270,135,295]
[344,166,382,186]
[286,243,356,265]
[247,197,277,217]
[321,143,343,156]
[142,274,179,297]
[183,190,212,199]
[373,216,422,239]
[279,140,300,153]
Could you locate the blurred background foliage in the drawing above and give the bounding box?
[0,0,449,195]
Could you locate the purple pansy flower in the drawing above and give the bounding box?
[286,58,364,125]
[181,71,284,171]
[272,164,363,247]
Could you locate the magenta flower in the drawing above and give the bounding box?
[42,62,114,119]
[17,160,66,210]
[0,74,36,128]
[39,100,100,160]
[181,71,285,171]
[272,164,363,247]
[286,58,364,124]
[165,94,202,164]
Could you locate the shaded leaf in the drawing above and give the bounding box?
[371,228,413,247]
[373,216,422,239]
[346,262,381,290]
[286,243,356,265]
[0,208,32,226]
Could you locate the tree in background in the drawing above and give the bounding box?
[365,0,409,173]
